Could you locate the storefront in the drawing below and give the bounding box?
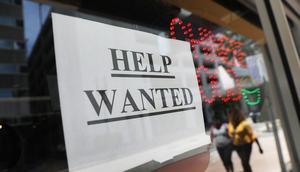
[0,0,300,171]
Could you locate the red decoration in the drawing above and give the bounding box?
[169,17,244,104]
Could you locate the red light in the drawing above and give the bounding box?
[169,17,244,104]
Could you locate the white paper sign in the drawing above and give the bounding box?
[52,13,210,172]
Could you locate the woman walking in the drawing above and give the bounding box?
[210,116,234,172]
[228,108,263,172]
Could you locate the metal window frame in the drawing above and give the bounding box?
[255,0,300,171]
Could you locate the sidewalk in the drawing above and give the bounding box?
[206,121,290,172]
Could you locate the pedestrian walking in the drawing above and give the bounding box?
[210,115,234,172]
[228,108,263,172]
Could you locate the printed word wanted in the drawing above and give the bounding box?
[84,88,193,115]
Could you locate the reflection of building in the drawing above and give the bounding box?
[0,1,53,122]
[0,1,29,169]
[0,2,67,171]
[0,0,28,122]
[28,17,58,114]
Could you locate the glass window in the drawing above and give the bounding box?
[0,0,293,171]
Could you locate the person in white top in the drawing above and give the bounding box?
[210,116,234,172]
